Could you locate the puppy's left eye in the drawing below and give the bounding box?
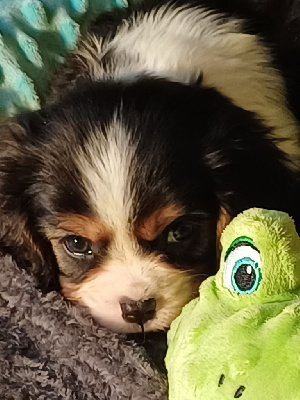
[167,224,193,243]
[152,214,216,268]
[63,235,93,258]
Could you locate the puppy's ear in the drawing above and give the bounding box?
[203,107,299,229]
[0,120,59,291]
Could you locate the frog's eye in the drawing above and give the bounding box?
[223,237,262,294]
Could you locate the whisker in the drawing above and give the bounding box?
[139,322,146,343]
[175,269,210,278]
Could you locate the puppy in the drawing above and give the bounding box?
[0,0,299,334]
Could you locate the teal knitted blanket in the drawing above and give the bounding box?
[0,0,126,117]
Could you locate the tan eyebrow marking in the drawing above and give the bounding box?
[135,204,183,241]
[56,213,112,242]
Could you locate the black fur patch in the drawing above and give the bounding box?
[1,78,299,288]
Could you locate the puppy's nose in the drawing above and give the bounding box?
[120,298,156,324]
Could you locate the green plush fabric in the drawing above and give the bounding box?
[166,208,300,400]
[0,0,126,118]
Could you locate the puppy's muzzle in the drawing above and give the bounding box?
[120,298,156,325]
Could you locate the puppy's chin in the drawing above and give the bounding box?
[60,258,199,333]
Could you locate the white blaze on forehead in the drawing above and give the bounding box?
[75,118,137,228]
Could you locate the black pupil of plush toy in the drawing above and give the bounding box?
[234,265,255,291]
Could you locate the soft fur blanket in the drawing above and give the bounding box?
[0,0,126,118]
[0,254,167,399]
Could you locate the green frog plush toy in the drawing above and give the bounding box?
[166,208,300,400]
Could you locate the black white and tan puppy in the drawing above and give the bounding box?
[0,0,299,334]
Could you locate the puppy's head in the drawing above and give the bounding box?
[0,78,294,332]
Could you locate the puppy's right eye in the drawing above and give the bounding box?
[63,235,93,258]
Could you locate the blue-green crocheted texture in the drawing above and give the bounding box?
[0,0,127,117]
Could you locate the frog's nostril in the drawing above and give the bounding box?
[218,374,225,387]
[234,385,246,398]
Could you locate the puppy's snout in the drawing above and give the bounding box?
[120,298,156,324]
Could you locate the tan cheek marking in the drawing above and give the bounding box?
[56,213,111,242]
[156,256,209,298]
[60,280,82,302]
[216,207,231,255]
[135,204,184,241]
[60,265,104,302]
